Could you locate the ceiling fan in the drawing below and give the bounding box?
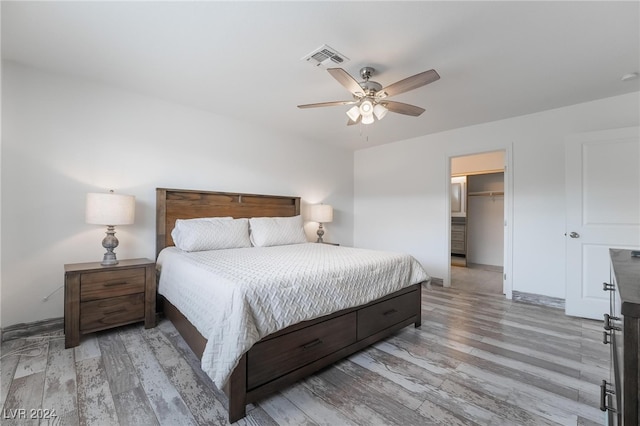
[298,66,440,125]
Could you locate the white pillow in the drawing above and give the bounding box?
[171,217,251,251]
[249,215,308,247]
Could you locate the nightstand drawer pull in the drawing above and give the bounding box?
[104,308,127,315]
[103,281,128,287]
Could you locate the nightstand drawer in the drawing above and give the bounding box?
[81,268,145,301]
[80,293,145,332]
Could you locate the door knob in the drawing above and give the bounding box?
[569,232,580,238]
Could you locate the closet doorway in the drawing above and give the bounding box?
[450,151,505,295]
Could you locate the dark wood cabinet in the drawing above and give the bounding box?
[603,249,640,425]
[64,258,156,348]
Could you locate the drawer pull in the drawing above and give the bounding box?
[301,339,323,350]
[103,281,128,287]
[104,308,127,315]
[603,313,621,331]
[383,309,398,316]
[602,331,611,345]
[600,380,616,412]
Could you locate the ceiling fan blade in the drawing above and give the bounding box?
[297,100,357,109]
[378,69,440,98]
[383,100,426,117]
[327,68,365,97]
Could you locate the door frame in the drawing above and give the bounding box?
[445,145,513,299]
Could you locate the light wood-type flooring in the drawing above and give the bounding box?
[1,285,608,425]
[450,263,504,295]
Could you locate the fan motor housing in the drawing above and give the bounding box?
[360,80,382,95]
[359,67,382,95]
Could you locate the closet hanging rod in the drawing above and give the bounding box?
[468,191,504,197]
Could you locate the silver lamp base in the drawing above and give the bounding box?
[316,223,325,243]
[101,225,120,266]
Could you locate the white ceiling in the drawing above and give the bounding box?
[2,1,639,151]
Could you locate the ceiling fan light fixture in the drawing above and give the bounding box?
[361,113,375,125]
[373,103,388,120]
[359,100,373,115]
[299,65,440,126]
[346,105,360,122]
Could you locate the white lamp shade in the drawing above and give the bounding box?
[346,105,360,122]
[373,103,388,120]
[361,113,375,124]
[359,100,373,115]
[86,192,135,225]
[309,204,333,223]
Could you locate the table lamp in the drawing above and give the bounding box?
[309,204,333,243]
[86,191,135,265]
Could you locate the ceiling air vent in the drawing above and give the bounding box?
[302,44,349,68]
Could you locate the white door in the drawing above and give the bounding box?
[565,127,640,319]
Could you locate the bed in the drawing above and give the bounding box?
[155,188,429,422]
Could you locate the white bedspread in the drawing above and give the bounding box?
[156,243,429,387]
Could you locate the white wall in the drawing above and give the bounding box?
[467,173,504,267]
[0,15,3,328]
[1,61,354,327]
[354,92,639,299]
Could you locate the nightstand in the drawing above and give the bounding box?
[64,258,156,348]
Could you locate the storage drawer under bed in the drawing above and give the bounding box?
[357,290,419,339]
[247,312,357,389]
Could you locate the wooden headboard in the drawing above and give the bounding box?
[156,188,301,257]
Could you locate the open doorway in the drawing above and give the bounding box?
[450,151,505,295]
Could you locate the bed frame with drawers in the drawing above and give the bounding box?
[156,188,424,423]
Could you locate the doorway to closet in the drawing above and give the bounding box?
[450,151,505,295]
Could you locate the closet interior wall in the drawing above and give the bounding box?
[467,172,504,267]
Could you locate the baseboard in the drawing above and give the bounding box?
[512,291,565,310]
[1,317,64,342]
[427,281,564,310]
[429,277,444,287]
[467,263,503,273]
